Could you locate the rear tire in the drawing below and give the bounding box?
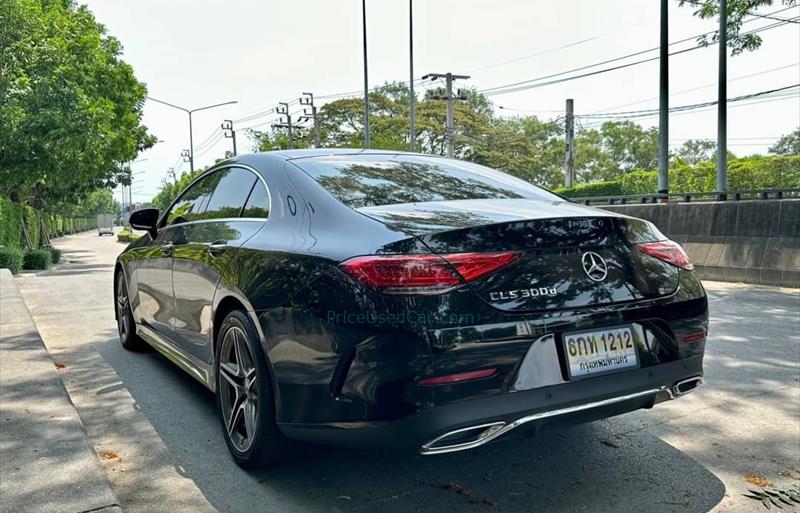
[115,272,147,351]
[214,310,287,468]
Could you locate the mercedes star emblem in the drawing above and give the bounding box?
[581,252,608,282]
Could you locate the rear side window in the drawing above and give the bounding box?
[203,168,257,219]
[292,154,559,208]
[241,181,270,218]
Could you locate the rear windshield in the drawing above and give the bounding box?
[292,154,559,208]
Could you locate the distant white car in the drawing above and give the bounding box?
[97,214,114,236]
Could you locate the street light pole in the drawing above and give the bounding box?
[716,0,728,200]
[658,0,669,198]
[409,0,415,152]
[147,97,237,172]
[361,0,371,148]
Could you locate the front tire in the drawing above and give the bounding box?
[115,272,147,351]
[215,310,287,468]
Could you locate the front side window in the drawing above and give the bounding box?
[292,154,560,208]
[203,167,258,219]
[165,174,218,225]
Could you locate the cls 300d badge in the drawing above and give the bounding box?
[489,286,558,301]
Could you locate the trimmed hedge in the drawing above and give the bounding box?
[0,197,24,250]
[0,196,97,249]
[0,247,24,274]
[48,247,62,264]
[558,155,800,197]
[554,180,623,198]
[23,249,51,270]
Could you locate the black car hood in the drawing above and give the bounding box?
[357,198,626,235]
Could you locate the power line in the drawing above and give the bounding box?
[479,17,795,97]
[586,62,799,114]
[578,86,799,128]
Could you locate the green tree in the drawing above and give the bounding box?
[574,122,659,181]
[675,139,717,164]
[151,168,205,212]
[0,0,155,210]
[769,127,800,155]
[679,0,799,55]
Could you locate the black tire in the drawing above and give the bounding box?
[214,310,287,468]
[115,272,147,351]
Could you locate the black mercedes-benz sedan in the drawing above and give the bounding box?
[115,149,707,468]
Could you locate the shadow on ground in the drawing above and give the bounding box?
[90,327,728,513]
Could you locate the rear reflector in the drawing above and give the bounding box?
[636,241,694,270]
[340,251,522,295]
[418,368,497,386]
[683,331,706,343]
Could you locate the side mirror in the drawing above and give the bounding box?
[129,208,159,238]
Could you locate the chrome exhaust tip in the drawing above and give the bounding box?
[672,376,704,397]
[420,422,506,455]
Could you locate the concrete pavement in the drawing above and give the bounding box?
[0,268,121,513]
[11,231,800,513]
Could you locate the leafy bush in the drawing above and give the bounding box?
[48,247,62,264]
[22,248,51,270]
[116,229,139,243]
[555,180,623,198]
[0,247,24,274]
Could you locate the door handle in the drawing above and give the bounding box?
[160,242,174,256]
[208,242,227,257]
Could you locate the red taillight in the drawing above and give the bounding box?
[637,241,694,270]
[418,368,498,386]
[340,251,522,295]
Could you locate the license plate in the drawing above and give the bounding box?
[563,326,638,379]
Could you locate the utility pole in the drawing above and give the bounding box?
[658,0,669,198]
[181,149,191,168]
[272,102,294,149]
[408,0,416,152]
[361,0,371,148]
[299,93,321,148]
[167,167,177,184]
[424,72,470,158]
[222,119,237,156]
[564,99,575,187]
[717,0,728,200]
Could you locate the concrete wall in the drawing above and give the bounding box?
[601,200,799,288]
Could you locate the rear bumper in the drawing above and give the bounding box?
[278,354,704,453]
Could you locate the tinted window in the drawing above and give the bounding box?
[204,168,257,219]
[165,174,217,225]
[241,181,270,218]
[293,155,559,208]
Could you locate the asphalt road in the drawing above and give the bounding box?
[16,231,800,513]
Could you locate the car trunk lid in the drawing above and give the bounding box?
[357,199,679,312]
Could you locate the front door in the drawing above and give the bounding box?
[170,167,266,363]
[136,174,215,339]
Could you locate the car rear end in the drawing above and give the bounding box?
[283,153,707,453]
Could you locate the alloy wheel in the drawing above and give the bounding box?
[218,326,259,453]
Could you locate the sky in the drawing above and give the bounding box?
[78,0,800,203]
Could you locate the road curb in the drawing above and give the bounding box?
[0,268,122,513]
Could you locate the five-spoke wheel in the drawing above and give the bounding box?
[214,310,287,467]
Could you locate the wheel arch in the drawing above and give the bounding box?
[211,292,282,415]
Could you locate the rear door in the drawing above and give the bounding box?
[170,166,267,363]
